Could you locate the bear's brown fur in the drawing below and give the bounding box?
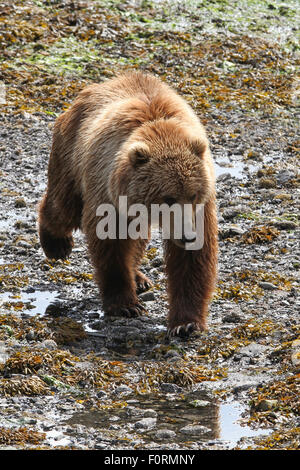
[38,71,218,337]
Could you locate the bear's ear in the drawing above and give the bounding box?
[190,139,207,159]
[128,143,150,168]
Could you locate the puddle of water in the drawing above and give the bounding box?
[214,153,281,180]
[214,159,259,180]
[45,429,72,448]
[215,161,245,179]
[0,210,28,232]
[219,401,267,444]
[85,319,104,333]
[65,393,269,448]
[0,290,59,316]
[0,219,12,231]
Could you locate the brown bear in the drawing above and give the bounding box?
[38,71,218,337]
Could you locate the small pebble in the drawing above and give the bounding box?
[139,291,155,301]
[259,282,278,290]
[155,429,176,439]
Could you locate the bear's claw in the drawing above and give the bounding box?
[135,272,153,294]
[107,302,147,318]
[167,322,198,339]
[136,281,152,294]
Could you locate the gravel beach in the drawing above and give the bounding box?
[0,0,299,451]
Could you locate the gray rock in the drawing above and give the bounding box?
[238,343,269,357]
[255,399,278,411]
[188,400,210,408]
[160,383,183,393]
[274,220,297,230]
[291,339,300,367]
[113,385,133,397]
[219,225,244,239]
[276,170,294,184]
[259,281,278,290]
[155,429,176,439]
[125,407,144,418]
[222,312,241,323]
[217,172,231,182]
[165,349,181,359]
[17,240,31,249]
[222,208,240,220]
[26,329,35,341]
[224,372,269,394]
[38,339,58,350]
[134,417,157,431]
[139,291,155,301]
[180,424,211,435]
[94,442,108,449]
[96,390,108,399]
[143,409,157,418]
[233,382,257,394]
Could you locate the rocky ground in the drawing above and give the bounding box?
[0,0,299,451]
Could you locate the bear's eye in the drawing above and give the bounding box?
[163,197,177,206]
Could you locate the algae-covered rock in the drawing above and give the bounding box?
[48,317,87,345]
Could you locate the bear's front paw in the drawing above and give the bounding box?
[40,227,74,260]
[106,302,147,318]
[167,322,199,339]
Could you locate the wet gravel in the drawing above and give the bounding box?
[0,102,299,451]
[0,0,299,454]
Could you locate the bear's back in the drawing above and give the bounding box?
[55,72,205,200]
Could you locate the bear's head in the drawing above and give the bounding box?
[109,118,215,249]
